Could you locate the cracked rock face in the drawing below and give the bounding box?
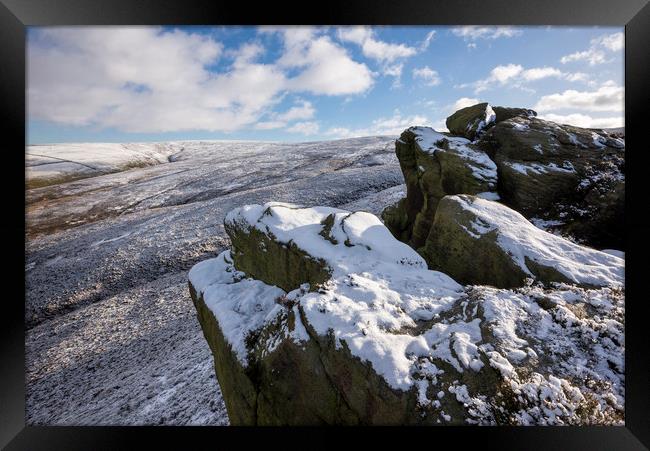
[188,202,624,425]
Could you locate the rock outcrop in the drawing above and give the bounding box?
[189,202,624,425]
[420,195,624,288]
[384,103,625,252]
[445,102,536,141]
[382,126,497,249]
[480,116,625,249]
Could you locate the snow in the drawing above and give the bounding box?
[506,161,576,175]
[477,191,501,201]
[223,203,470,389]
[449,195,624,288]
[602,249,624,259]
[471,104,496,137]
[189,251,309,365]
[225,203,428,272]
[211,198,623,397]
[26,142,179,186]
[409,126,497,185]
[339,184,406,217]
[530,217,565,231]
[26,132,624,425]
[26,135,400,425]
[473,284,625,425]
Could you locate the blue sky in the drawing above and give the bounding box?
[27,26,624,144]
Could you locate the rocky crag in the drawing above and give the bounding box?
[188,103,624,425]
[189,200,623,425]
[382,102,625,252]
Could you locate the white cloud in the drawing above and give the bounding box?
[534,83,624,112]
[537,113,623,128]
[560,49,606,65]
[254,99,316,130]
[326,111,429,138]
[337,26,417,63]
[412,66,441,86]
[384,63,404,88]
[286,121,320,135]
[28,26,374,133]
[451,26,522,40]
[451,97,483,112]
[419,30,436,51]
[275,100,315,122]
[276,31,375,96]
[458,64,578,94]
[560,31,623,66]
[521,67,563,81]
[255,121,286,130]
[28,27,227,130]
[491,64,524,82]
[564,72,590,82]
[592,32,624,52]
[336,26,420,88]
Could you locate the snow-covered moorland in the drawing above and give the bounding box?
[25,136,403,425]
[26,124,624,425]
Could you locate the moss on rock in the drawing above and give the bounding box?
[225,219,332,293]
[383,127,497,250]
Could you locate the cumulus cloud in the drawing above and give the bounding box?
[451,97,483,112]
[457,64,585,94]
[326,110,429,138]
[412,66,441,86]
[451,26,522,40]
[337,26,417,63]
[254,99,316,130]
[537,113,623,129]
[274,29,375,96]
[534,81,624,112]
[275,99,315,122]
[286,121,320,135]
[560,31,623,65]
[560,49,606,65]
[28,26,373,134]
[594,32,624,51]
[336,26,423,88]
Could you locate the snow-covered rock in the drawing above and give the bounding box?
[482,115,625,249]
[382,126,497,248]
[189,202,625,425]
[445,102,536,141]
[384,105,625,254]
[421,195,624,288]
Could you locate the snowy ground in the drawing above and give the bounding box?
[25,136,404,425]
[26,142,180,188]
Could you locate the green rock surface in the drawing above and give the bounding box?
[385,106,625,252]
[481,116,625,249]
[382,126,497,250]
[225,208,332,293]
[189,203,624,425]
[446,102,494,140]
[421,195,621,288]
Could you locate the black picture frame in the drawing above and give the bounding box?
[2,0,649,448]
